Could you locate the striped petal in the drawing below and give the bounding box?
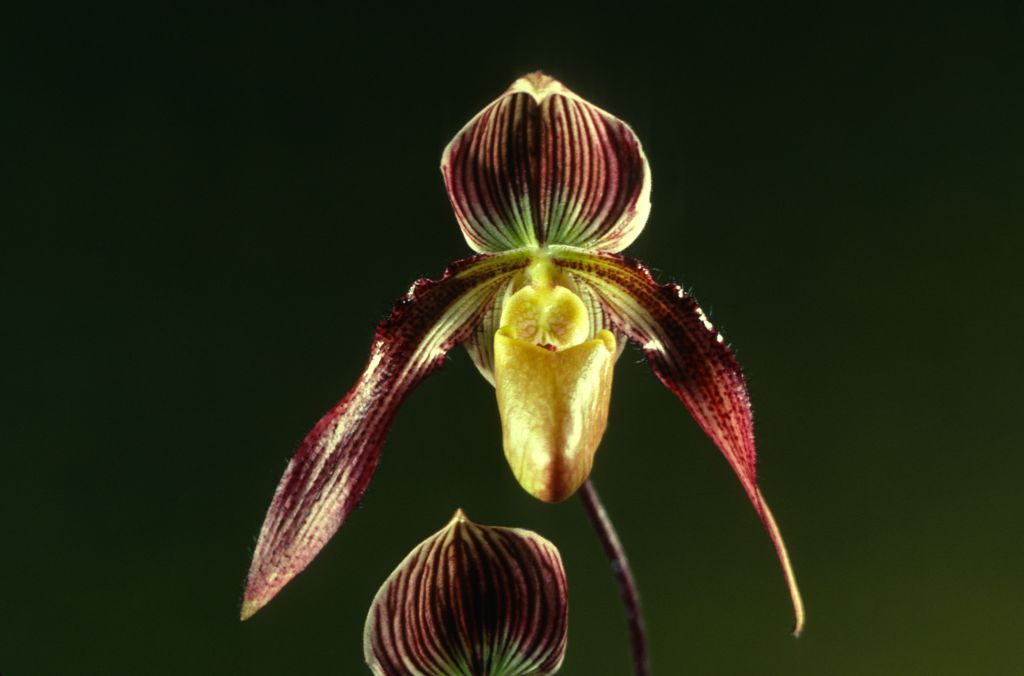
[442,72,651,254]
[365,510,568,676]
[552,247,806,636]
[241,252,530,621]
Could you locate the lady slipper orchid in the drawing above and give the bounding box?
[365,510,568,675]
[242,72,804,635]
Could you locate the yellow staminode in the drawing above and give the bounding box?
[499,284,590,350]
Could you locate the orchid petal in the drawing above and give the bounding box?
[241,252,530,621]
[442,72,651,254]
[553,247,805,635]
[365,510,568,676]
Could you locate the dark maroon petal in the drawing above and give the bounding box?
[241,252,530,620]
[364,510,568,675]
[554,248,805,635]
[441,72,651,254]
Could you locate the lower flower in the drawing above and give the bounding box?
[364,510,568,676]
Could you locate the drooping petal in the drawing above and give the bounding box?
[365,510,568,676]
[442,72,651,254]
[553,247,806,635]
[241,252,530,621]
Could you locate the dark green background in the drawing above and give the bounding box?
[6,4,1023,674]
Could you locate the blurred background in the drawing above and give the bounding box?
[5,4,1023,674]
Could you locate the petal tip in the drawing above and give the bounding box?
[507,71,566,102]
[239,598,261,622]
[757,491,806,637]
[241,553,299,618]
[240,563,294,622]
[787,583,806,637]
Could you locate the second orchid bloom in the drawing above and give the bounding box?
[365,511,568,675]
[242,72,804,635]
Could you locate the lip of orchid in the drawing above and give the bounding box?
[241,73,804,636]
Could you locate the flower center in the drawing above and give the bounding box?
[499,284,590,350]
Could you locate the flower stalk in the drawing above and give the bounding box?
[580,480,649,676]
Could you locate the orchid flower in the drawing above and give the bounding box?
[241,72,804,634]
[365,510,568,675]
